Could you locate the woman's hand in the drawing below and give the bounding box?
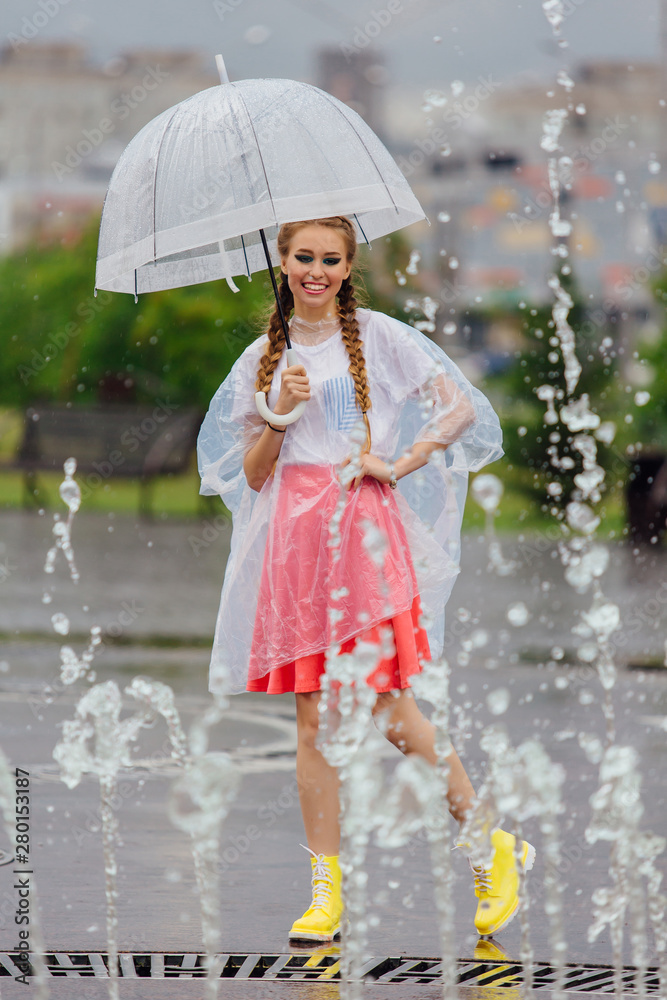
[274,364,310,415]
[340,453,392,490]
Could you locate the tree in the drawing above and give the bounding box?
[483,269,625,513]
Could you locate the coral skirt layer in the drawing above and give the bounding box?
[247,463,431,693]
[247,594,429,694]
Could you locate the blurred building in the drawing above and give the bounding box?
[0,43,217,251]
[316,47,388,139]
[382,59,667,343]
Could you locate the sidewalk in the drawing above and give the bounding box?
[0,508,665,980]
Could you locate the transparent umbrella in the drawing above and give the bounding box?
[95,57,426,424]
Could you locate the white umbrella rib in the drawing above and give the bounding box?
[230,83,279,228]
[152,105,183,263]
[311,85,401,217]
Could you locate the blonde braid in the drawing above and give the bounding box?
[337,276,372,453]
[255,272,293,394]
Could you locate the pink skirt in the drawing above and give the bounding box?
[247,464,431,693]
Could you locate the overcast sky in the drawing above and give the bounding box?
[1,0,661,91]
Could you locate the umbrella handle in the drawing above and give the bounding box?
[254,347,307,426]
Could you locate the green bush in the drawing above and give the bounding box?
[482,269,627,512]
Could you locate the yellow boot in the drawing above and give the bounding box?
[467,828,535,937]
[288,846,343,943]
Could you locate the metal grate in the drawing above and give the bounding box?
[0,952,660,992]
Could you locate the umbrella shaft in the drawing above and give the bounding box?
[259,229,292,351]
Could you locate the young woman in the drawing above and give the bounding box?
[197,215,535,943]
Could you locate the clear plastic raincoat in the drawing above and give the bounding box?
[198,308,503,695]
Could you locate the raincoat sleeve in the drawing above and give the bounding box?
[197,339,266,514]
[372,312,503,472]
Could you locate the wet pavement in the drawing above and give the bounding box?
[0,508,666,992]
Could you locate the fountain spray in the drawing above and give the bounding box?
[168,689,240,1000]
[461,726,567,1000]
[584,740,667,999]
[318,422,390,999]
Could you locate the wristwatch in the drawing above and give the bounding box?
[388,464,398,490]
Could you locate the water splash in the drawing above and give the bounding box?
[53,681,154,1000]
[126,677,188,763]
[547,275,582,396]
[169,748,240,998]
[323,429,460,998]
[411,659,458,1000]
[406,249,421,275]
[132,678,237,1000]
[405,295,439,334]
[542,0,565,35]
[471,474,516,576]
[584,743,667,998]
[462,727,567,999]
[59,627,103,686]
[44,458,81,582]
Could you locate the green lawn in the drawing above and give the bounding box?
[0,406,628,533]
[0,464,628,538]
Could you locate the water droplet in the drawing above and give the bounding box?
[59,479,81,514]
[437,211,451,223]
[471,474,503,513]
[405,250,421,275]
[51,613,70,636]
[471,629,489,649]
[566,502,600,535]
[634,390,650,406]
[507,602,530,627]
[443,321,457,336]
[244,24,271,45]
[486,687,510,715]
[423,88,448,107]
[595,421,616,445]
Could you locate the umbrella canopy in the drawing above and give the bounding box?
[95,77,425,296]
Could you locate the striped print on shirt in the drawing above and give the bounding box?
[322,375,359,432]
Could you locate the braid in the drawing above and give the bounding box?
[255,272,293,394]
[337,277,372,453]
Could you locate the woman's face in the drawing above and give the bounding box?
[281,224,351,319]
